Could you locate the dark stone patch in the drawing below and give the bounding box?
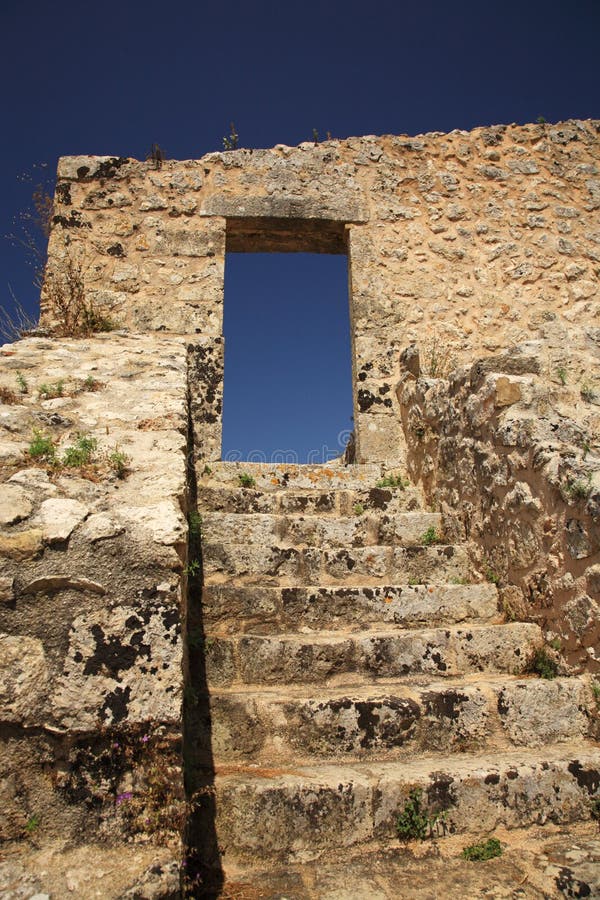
[423,690,469,721]
[484,772,500,785]
[356,697,420,748]
[427,773,456,811]
[568,761,600,794]
[107,242,125,257]
[555,867,591,898]
[55,182,72,205]
[497,690,510,717]
[83,624,151,678]
[368,488,393,510]
[52,210,90,229]
[100,685,131,723]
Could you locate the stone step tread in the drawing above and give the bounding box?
[215,741,600,784]
[202,542,471,585]
[202,582,499,633]
[205,622,543,686]
[198,484,424,516]
[206,676,594,762]
[213,744,600,862]
[203,461,398,492]
[210,673,592,700]
[201,511,443,547]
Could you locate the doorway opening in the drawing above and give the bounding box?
[222,218,353,464]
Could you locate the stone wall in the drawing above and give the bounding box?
[44,119,600,462]
[397,321,600,673]
[0,334,190,895]
[1,119,599,893]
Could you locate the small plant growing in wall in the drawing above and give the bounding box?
[353,502,365,516]
[222,122,239,151]
[38,379,64,400]
[563,475,593,501]
[16,371,28,394]
[238,472,256,488]
[376,474,408,490]
[107,448,130,479]
[396,788,447,841]
[420,526,441,546]
[528,647,559,680]
[43,249,115,337]
[28,429,56,463]
[461,837,503,861]
[62,434,97,467]
[556,367,568,386]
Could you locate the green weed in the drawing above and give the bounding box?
[420,526,440,546]
[485,568,500,585]
[28,429,56,462]
[222,122,239,150]
[16,371,28,394]
[396,788,447,842]
[238,473,256,488]
[591,680,600,702]
[189,511,202,535]
[184,559,201,577]
[353,503,365,516]
[39,379,64,399]
[461,837,503,861]
[25,814,40,835]
[201,464,213,476]
[580,382,597,403]
[556,367,567,385]
[376,474,408,490]
[564,476,592,500]
[528,648,559,680]
[108,448,130,479]
[62,434,97,467]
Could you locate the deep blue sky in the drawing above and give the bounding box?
[1,0,598,460]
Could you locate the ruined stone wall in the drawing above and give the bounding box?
[1,120,599,893]
[397,322,600,673]
[43,119,600,462]
[0,335,189,896]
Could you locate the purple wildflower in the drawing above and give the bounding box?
[116,791,133,805]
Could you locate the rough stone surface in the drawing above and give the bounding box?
[2,121,600,897]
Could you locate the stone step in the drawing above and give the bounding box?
[202,461,391,492]
[204,622,543,687]
[198,484,423,516]
[202,542,470,585]
[201,511,443,548]
[202,582,499,634]
[214,745,600,865]
[207,676,595,764]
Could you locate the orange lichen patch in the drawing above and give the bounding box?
[215,764,303,778]
[221,883,268,900]
[428,587,434,593]
[137,415,178,430]
[270,477,280,485]
[384,596,393,604]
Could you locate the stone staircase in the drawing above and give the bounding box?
[196,462,599,887]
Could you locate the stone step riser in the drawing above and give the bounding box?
[214,752,600,865]
[198,485,422,516]
[202,462,389,492]
[201,511,442,548]
[202,543,470,585]
[204,623,543,687]
[206,679,593,763]
[202,583,499,634]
